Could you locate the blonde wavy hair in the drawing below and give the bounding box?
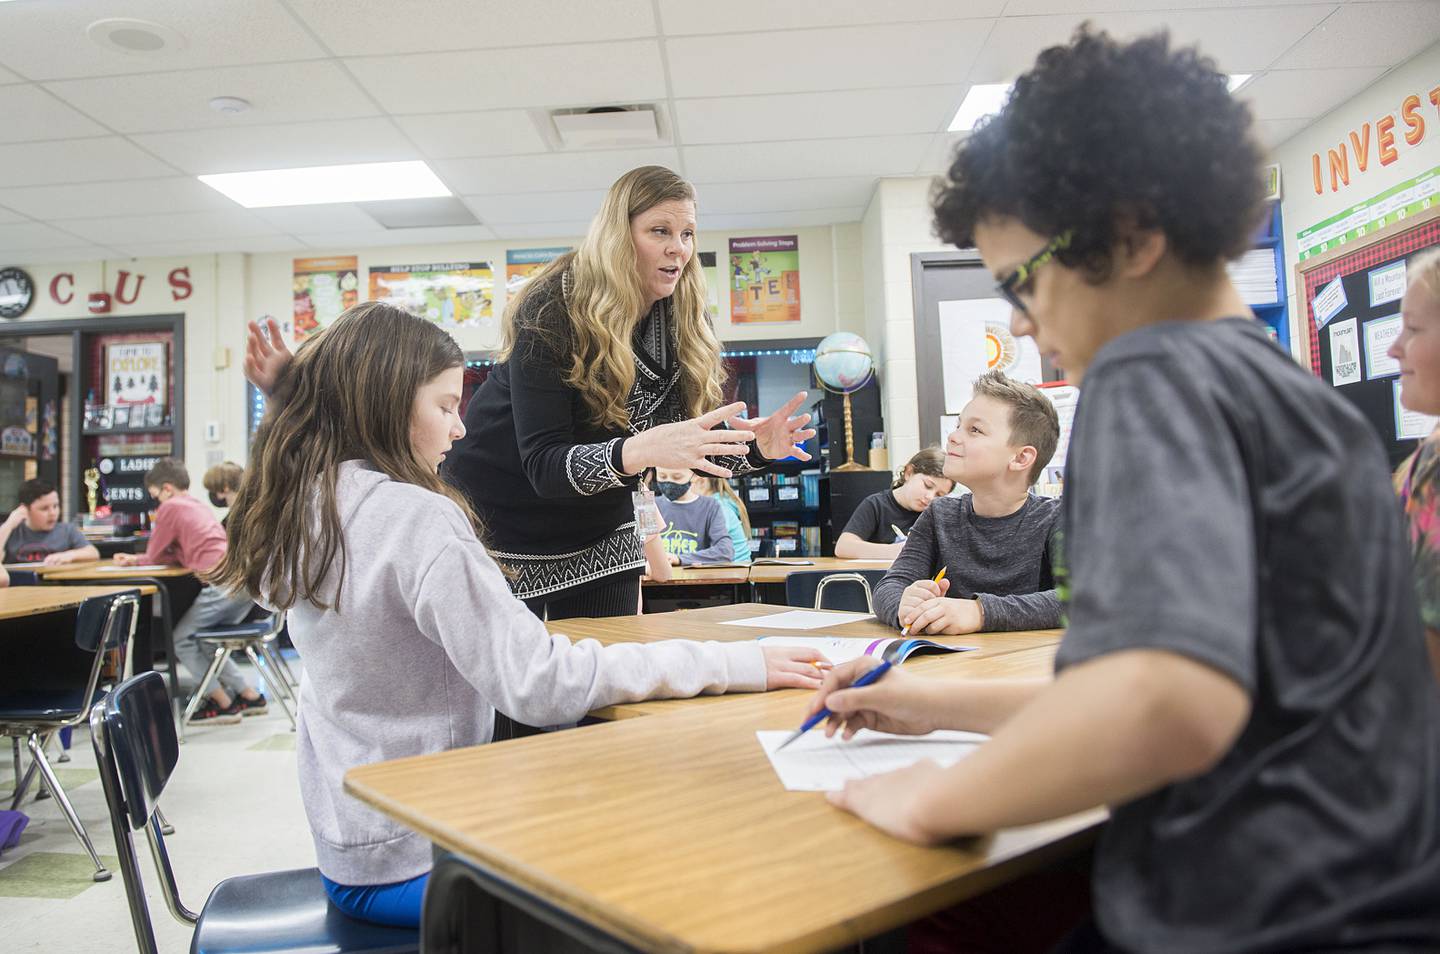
[496,165,725,429]
[1410,247,1440,298]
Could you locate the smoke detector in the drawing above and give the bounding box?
[86,18,186,56]
[550,105,662,149]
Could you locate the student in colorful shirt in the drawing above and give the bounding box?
[1388,245,1440,684]
[654,467,733,565]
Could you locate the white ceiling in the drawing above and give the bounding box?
[0,0,1434,262]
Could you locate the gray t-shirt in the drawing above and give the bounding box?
[5,521,87,564]
[656,495,734,565]
[872,494,1061,631]
[1057,318,1440,952]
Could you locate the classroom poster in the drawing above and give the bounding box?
[369,262,494,329]
[105,341,167,405]
[1368,261,1407,307]
[937,297,1043,413]
[1312,276,1348,329]
[1395,380,1440,440]
[1329,318,1361,386]
[293,256,359,343]
[1363,314,1402,379]
[505,247,569,296]
[729,236,800,323]
[699,250,720,320]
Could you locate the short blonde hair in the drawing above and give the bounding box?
[1409,247,1440,299]
[971,371,1060,485]
[202,461,244,495]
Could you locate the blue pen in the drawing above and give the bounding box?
[774,659,894,751]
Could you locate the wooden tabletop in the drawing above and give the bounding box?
[41,558,195,581]
[345,683,1099,954]
[747,557,894,584]
[643,565,751,586]
[0,583,159,620]
[546,604,1061,720]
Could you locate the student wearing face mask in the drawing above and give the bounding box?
[202,461,244,526]
[654,467,733,566]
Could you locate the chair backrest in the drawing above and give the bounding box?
[0,589,138,725]
[91,671,196,954]
[784,569,889,614]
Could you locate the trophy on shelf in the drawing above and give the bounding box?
[813,331,875,472]
[83,466,101,514]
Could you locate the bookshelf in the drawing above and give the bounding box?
[1232,201,1288,349]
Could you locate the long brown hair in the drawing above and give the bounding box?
[696,475,751,537]
[495,165,724,428]
[210,302,476,611]
[892,447,946,489]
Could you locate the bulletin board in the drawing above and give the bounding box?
[1298,206,1440,468]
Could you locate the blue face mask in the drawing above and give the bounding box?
[209,492,227,508]
[656,480,691,501]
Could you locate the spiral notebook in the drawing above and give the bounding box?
[755,635,975,664]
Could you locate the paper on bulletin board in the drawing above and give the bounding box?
[505,247,569,295]
[1312,276,1348,329]
[293,256,359,343]
[1363,314,1402,379]
[938,298,1042,413]
[729,235,800,323]
[1369,261,1407,307]
[1395,379,1440,440]
[1040,385,1080,469]
[369,262,494,329]
[1329,318,1361,386]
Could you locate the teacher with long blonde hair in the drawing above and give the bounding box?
[245,165,812,619]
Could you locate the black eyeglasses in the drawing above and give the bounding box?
[996,230,1073,314]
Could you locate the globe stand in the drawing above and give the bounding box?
[831,390,868,472]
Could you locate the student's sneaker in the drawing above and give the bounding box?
[231,693,268,717]
[188,699,242,725]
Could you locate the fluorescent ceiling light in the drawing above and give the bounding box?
[948,83,1012,132]
[949,73,1254,132]
[198,160,450,208]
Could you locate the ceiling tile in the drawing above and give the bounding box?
[699,208,865,230]
[434,148,681,194]
[132,118,419,174]
[0,138,176,186]
[692,178,877,214]
[253,205,383,234]
[462,189,607,225]
[44,62,378,134]
[917,133,966,174]
[0,0,327,80]
[0,221,95,252]
[1272,2,1440,69]
[12,246,121,265]
[684,136,933,183]
[487,222,593,241]
[0,85,109,143]
[1003,0,1340,12]
[345,42,666,114]
[659,0,1003,34]
[59,209,283,245]
[1241,67,1388,120]
[0,206,26,224]
[287,0,655,55]
[394,111,550,159]
[0,178,239,220]
[1253,117,1312,150]
[298,225,498,250]
[0,64,24,84]
[675,87,961,144]
[114,235,306,258]
[667,21,992,97]
[970,6,1336,81]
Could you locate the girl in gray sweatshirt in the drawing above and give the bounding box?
[213,302,824,928]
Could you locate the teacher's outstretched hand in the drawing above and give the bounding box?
[731,391,816,462]
[621,401,755,478]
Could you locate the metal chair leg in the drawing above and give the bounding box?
[262,644,297,704]
[246,645,296,731]
[154,806,175,836]
[9,750,39,809]
[10,737,20,791]
[179,646,230,733]
[26,734,110,882]
[272,646,300,693]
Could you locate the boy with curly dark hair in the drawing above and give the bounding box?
[809,26,1440,954]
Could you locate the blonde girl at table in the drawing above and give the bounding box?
[213,303,825,929]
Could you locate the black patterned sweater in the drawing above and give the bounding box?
[446,270,767,599]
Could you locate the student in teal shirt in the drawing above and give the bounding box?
[695,476,752,564]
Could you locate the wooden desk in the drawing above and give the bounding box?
[747,556,893,585]
[42,559,194,581]
[346,685,1098,954]
[546,604,1061,720]
[0,583,158,620]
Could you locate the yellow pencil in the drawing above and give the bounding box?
[900,566,948,637]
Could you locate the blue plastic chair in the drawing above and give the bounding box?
[184,612,298,732]
[1,588,139,881]
[90,672,418,954]
[783,569,889,614]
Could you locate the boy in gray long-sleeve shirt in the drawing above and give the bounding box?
[873,371,1062,633]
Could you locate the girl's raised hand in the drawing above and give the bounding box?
[244,317,294,396]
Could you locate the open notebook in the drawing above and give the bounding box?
[756,635,975,664]
[757,729,989,791]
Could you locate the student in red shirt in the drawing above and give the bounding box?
[115,457,268,724]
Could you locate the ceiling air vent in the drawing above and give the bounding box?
[550,105,662,149]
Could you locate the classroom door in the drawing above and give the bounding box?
[910,251,1061,448]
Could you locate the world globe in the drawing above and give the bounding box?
[813,331,874,394]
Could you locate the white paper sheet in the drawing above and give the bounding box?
[94,564,172,572]
[718,610,874,630]
[757,729,989,792]
[1330,318,1361,386]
